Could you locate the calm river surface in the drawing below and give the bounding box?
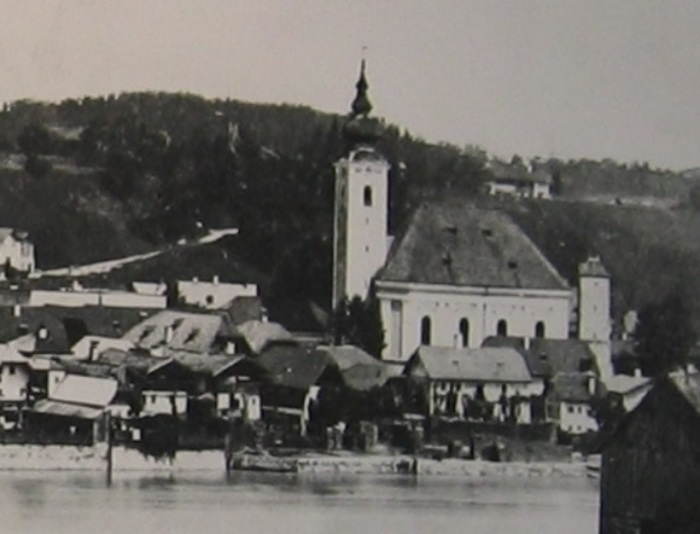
[0,471,598,534]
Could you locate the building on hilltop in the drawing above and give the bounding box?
[484,159,552,199]
[0,229,35,278]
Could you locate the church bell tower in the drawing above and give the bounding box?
[332,60,390,307]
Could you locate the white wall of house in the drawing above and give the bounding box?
[578,275,611,342]
[142,390,188,415]
[0,234,35,274]
[428,379,545,421]
[558,401,598,434]
[177,279,257,309]
[0,363,29,402]
[29,289,166,309]
[377,282,572,360]
[47,369,67,398]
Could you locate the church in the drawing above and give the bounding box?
[332,63,611,363]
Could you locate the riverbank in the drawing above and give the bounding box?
[0,444,588,478]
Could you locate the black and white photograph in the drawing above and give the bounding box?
[0,1,699,533]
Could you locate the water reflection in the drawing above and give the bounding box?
[0,471,598,534]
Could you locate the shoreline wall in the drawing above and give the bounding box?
[0,444,587,478]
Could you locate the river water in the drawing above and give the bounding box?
[0,471,599,534]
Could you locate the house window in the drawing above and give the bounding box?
[497,319,508,337]
[363,185,373,207]
[420,316,432,345]
[459,318,469,347]
[8,365,15,375]
[535,321,546,338]
[567,405,574,414]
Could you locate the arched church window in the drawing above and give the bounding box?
[363,185,373,207]
[535,321,546,338]
[459,318,470,347]
[497,319,508,337]
[420,316,432,345]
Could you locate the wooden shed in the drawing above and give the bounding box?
[598,372,700,534]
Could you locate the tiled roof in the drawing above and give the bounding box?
[256,344,332,390]
[50,374,118,407]
[379,202,569,290]
[406,346,533,383]
[549,372,597,403]
[482,337,598,377]
[122,310,235,353]
[314,345,388,391]
[235,320,293,354]
[223,296,264,325]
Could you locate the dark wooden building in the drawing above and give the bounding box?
[599,372,700,534]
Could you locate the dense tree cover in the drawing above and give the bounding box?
[331,293,385,358]
[0,92,695,316]
[0,92,487,310]
[632,293,696,376]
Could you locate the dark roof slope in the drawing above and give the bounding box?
[482,336,598,377]
[256,343,331,390]
[379,202,568,290]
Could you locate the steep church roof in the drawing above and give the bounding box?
[378,202,569,291]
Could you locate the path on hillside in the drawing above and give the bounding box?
[36,228,239,277]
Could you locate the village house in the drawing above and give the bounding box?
[23,374,118,445]
[599,373,700,534]
[0,344,31,429]
[482,336,603,434]
[483,159,552,199]
[121,309,238,356]
[403,346,544,424]
[0,228,35,278]
[176,276,258,310]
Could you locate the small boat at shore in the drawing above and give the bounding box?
[228,452,298,473]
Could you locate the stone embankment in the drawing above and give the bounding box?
[0,445,587,478]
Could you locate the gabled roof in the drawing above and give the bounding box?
[482,337,599,377]
[49,374,118,407]
[0,344,30,365]
[314,345,388,391]
[379,202,569,290]
[549,372,598,403]
[256,344,332,390]
[122,310,235,353]
[406,346,533,383]
[235,320,293,354]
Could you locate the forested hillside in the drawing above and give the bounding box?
[0,91,696,313]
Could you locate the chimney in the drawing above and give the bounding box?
[523,337,531,350]
[587,374,596,396]
[261,307,269,323]
[12,304,21,318]
[192,276,199,283]
[634,367,642,378]
[88,340,99,361]
[213,275,219,285]
[164,325,174,345]
[225,341,236,355]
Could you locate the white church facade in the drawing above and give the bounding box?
[332,63,611,362]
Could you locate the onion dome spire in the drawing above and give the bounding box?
[351,59,372,116]
[343,58,384,147]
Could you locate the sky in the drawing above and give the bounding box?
[2,0,700,170]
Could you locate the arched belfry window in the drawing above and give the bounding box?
[497,319,508,337]
[363,185,373,207]
[535,321,546,339]
[459,318,470,347]
[420,316,432,345]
